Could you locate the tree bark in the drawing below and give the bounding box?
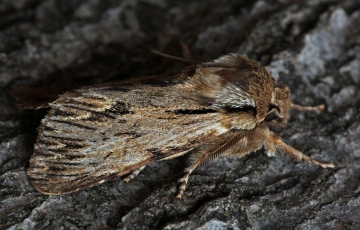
[1,0,359,229]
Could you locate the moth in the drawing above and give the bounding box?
[27,54,334,199]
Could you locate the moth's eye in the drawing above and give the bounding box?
[265,104,281,121]
[268,104,280,112]
[265,111,277,121]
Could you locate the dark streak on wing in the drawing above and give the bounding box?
[103,152,113,160]
[114,131,141,138]
[43,126,56,132]
[37,139,60,146]
[63,142,85,149]
[42,173,84,177]
[62,105,117,119]
[33,151,53,157]
[37,139,85,148]
[46,148,70,153]
[41,135,84,142]
[48,166,67,172]
[223,105,256,115]
[105,101,133,115]
[51,119,96,130]
[53,109,77,117]
[45,161,83,166]
[62,154,90,160]
[169,108,218,115]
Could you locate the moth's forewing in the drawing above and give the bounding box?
[27,80,228,194]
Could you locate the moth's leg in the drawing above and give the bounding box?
[177,163,200,199]
[123,166,146,183]
[176,130,247,199]
[291,103,325,112]
[267,132,334,168]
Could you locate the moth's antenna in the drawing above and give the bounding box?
[151,49,202,64]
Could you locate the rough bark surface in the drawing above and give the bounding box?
[1,0,359,229]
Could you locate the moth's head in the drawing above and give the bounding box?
[265,84,291,126]
[184,54,291,130]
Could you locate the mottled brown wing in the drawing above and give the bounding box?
[27,80,228,194]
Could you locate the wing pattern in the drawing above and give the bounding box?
[28,81,228,194]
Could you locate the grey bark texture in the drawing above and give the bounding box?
[1,0,360,229]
